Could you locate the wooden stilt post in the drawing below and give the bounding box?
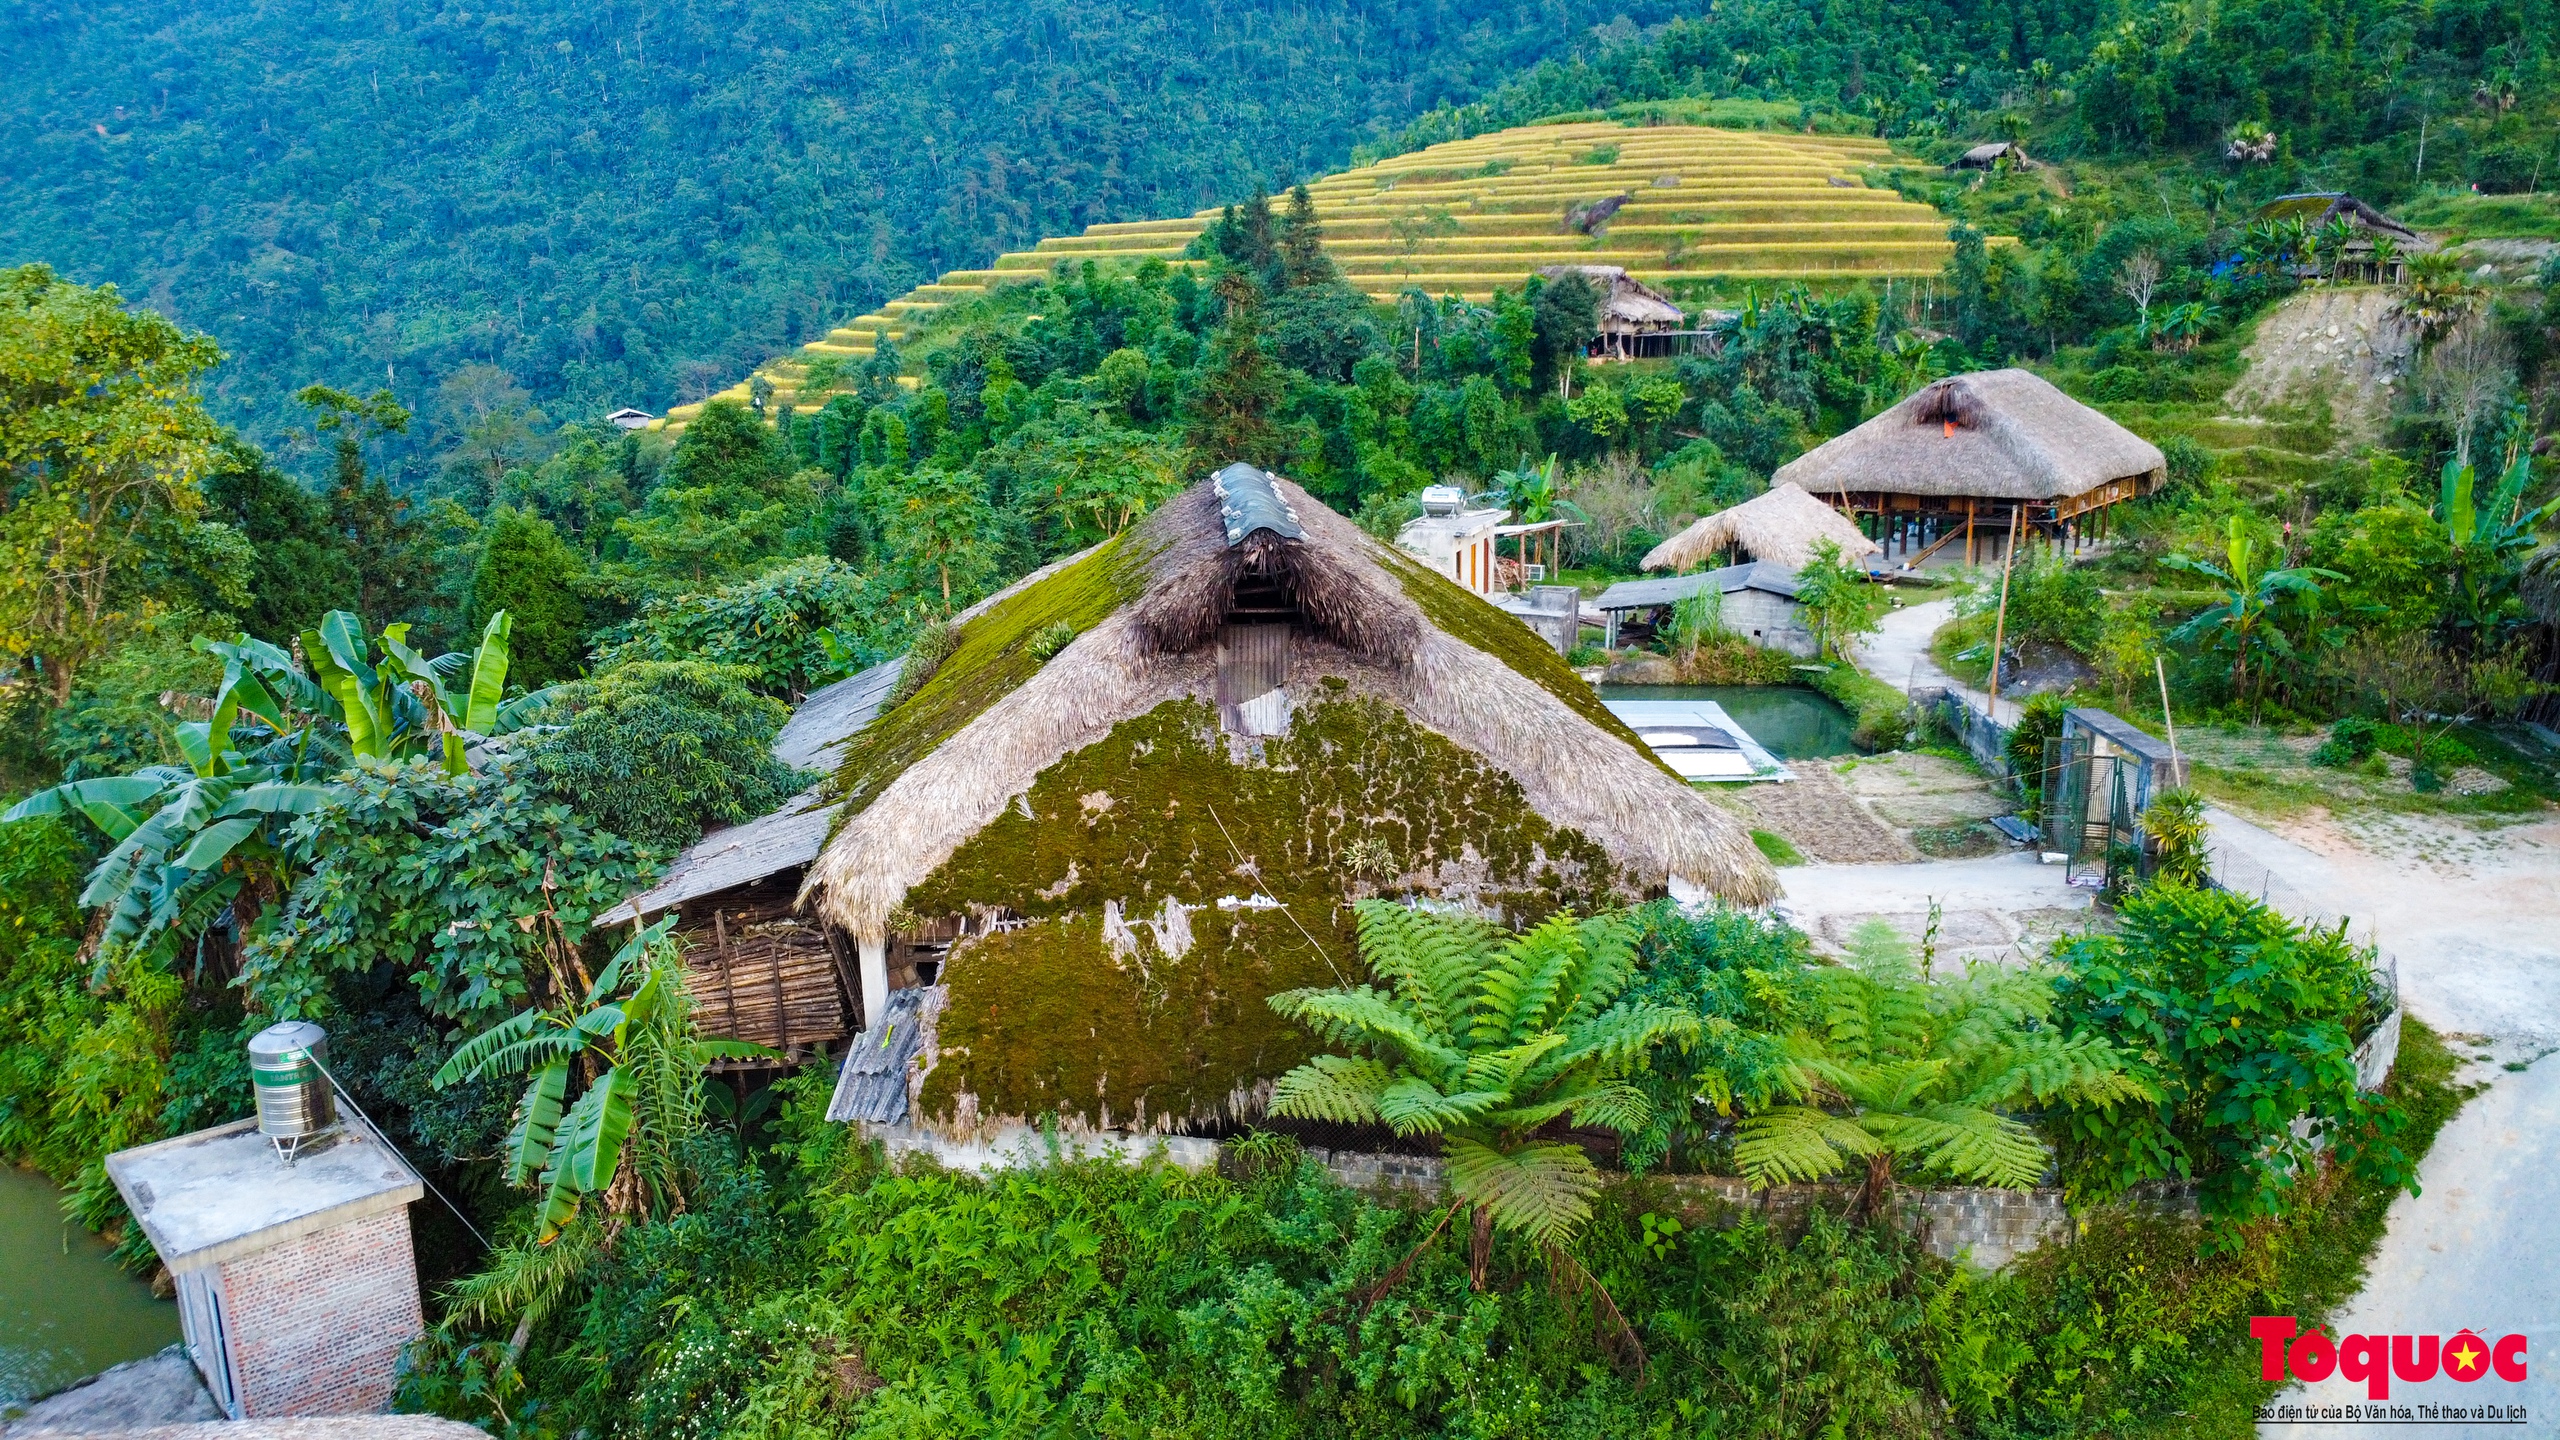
[714,910,740,1038]
[1966,498,1977,565]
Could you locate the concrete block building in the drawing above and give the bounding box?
[105,1116,425,1417]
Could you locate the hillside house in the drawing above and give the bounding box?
[1774,369,2166,564]
[1595,562,1818,656]
[2254,193,2428,282]
[1643,481,1882,575]
[1538,265,1695,360]
[790,462,1774,1145]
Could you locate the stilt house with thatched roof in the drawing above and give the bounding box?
[1641,481,1882,575]
[797,463,1774,1141]
[1774,369,2166,566]
[1538,265,1693,360]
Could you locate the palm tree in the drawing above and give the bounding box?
[2164,515,2340,702]
[1266,901,1695,1367]
[1737,920,2145,1217]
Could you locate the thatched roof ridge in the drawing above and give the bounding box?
[801,470,1773,940]
[1643,481,1881,573]
[1773,368,2167,502]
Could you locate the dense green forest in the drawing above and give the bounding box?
[0,0,1683,475]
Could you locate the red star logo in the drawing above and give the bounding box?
[2451,1341,2484,1374]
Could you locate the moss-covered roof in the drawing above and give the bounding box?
[826,532,1156,818]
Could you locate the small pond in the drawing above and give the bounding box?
[1598,684,1856,760]
[0,1165,179,1408]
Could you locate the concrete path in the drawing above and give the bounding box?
[2208,805,2560,1437]
[1855,590,2557,1434]
[1777,850,2100,968]
[1854,597,2024,724]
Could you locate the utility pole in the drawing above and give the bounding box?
[1987,504,2022,710]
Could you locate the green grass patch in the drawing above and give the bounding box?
[1749,827,1806,865]
[1811,659,1915,751]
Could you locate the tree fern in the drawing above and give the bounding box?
[1738,918,2148,1209]
[1269,895,1698,1365]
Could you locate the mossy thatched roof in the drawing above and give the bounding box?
[803,466,1776,941]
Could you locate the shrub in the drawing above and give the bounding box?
[468,507,591,688]
[2308,715,2380,767]
[2004,692,2068,796]
[242,757,656,1023]
[1811,661,1911,751]
[523,662,799,851]
[1026,620,1078,662]
[2052,883,2407,1233]
[594,557,886,698]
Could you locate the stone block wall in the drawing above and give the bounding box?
[1309,1156,2203,1272]
[216,1209,423,1416]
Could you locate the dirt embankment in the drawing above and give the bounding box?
[2223,288,2417,446]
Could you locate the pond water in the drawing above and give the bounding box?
[1598,684,1857,760]
[0,1165,179,1408]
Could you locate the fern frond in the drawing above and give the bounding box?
[1443,1137,1601,1244]
[1474,910,1583,1045]
[1735,1105,1877,1187]
[1267,1056,1393,1125]
[1267,987,1467,1075]
[1868,1105,2050,1188]
[1566,1083,1652,1136]
[1375,1077,1506,1136]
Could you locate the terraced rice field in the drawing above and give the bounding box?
[665,121,1949,428]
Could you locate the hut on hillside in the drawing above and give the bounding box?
[595,658,905,1067]
[1774,369,2166,565]
[1642,481,1882,574]
[800,462,1775,1144]
[1951,142,2029,172]
[2253,193,2428,282]
[1539,265,1694,360]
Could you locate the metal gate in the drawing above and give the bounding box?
[2040,736,2148,891]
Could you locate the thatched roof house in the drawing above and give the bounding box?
[802,462,1773,1137]
[1538,265,1692,359]
[1642,481,1882,573]
[1775,369,2166,563]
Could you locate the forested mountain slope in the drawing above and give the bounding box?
[0,0,1678,465]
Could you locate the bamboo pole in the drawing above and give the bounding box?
[1988,504,2022,709]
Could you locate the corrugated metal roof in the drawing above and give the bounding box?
[1595,560,1802,611]
[774,657,902,772]
[1213,462,1304,547]
[596,791,836,926]
[826,985,941,1124]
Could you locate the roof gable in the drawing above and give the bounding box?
[1775,368,2166,501]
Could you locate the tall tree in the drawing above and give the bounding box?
[1184,274,1286,468]
[469,508,591,688]
[296,385,433,628]
[0,265,225,703]
[1277,183,1332,289]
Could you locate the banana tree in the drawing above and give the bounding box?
[4,637,340,972]
[2438,454,2560,644]
[302,609,551,773]
[432,919,770,1241]
[2165,515,2341,702]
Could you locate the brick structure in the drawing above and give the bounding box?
[106,1116,424,1417]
